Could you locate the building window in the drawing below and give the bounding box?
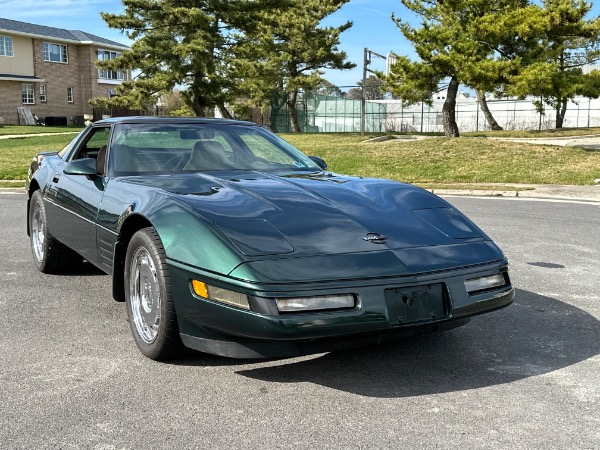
[21,84,34,104]
[107,89,116,98]
[43,42,68,63]
[67,87,73,103]
[97,50,125,80]
[39,85,47,102]
[0,35,14,57]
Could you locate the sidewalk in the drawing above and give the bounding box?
[489,134,600,150]
[0,131,79,140]
[428,184,600,203]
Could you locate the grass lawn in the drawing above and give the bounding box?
[0,135,72,181]
[1,129,599,186]
[281,133,600,185]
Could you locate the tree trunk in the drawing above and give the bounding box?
[186,88,203,117]
[270,105,281,132]
[556,97,568,128]
[442,76,460,137]
[476,90,503,131]
[217,103,233,120]
[287,90,302,132]
[270,94,286,132]
[190,101,204,117]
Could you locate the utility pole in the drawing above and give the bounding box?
[361,48,386,136]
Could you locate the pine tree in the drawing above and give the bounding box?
[384,0,540,136]
[93,0,284,117]
[235,0,355,132]
[508,0,600,128]
[346,75,386,101]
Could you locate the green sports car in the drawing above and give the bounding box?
[26,117,514,361]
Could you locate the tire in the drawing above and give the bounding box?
[125,227,184,360]
[29,190,81,274]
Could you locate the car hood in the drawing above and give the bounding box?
[121,171,496,263]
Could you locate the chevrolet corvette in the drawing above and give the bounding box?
[26,117,514,360]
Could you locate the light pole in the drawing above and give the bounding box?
[361,47,386,136]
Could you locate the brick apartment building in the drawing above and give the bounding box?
[0,17,129,125]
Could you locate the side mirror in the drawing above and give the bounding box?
[64,158,98,176]
[309,155,327,170]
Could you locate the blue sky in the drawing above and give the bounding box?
[322,0,414,87]
[2,0,599,89]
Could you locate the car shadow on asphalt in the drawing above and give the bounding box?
[227,288,600,397]
[58,261,107,277]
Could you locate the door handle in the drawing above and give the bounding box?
[52,175,60,183]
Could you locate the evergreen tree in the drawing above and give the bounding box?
[236,0,355,132]
[313,79,345,98]
[93,0,284,117]
[346,75,387,100]
[384,0,539,136]
[507,0,600,128]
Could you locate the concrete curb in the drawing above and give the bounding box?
[429,189,519,198]
[426,187,600,203]
[0,187,26,194]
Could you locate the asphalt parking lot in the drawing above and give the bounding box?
[1,192,598,449]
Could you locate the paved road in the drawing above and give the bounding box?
[1,192,598,449]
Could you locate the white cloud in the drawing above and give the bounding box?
[354,6,389,17]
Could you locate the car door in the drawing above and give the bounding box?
[44,126,112,266]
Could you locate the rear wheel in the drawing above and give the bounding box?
[29,190,81,273]
[125,227,184,360]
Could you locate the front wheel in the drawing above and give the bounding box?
[125,227,183,360]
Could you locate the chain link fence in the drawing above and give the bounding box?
[263,91,600,133]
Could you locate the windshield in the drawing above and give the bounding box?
[109,123,320,176]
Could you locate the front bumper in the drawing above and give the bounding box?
[168,259,514,358]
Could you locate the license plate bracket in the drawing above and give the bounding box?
[384,283,448,326]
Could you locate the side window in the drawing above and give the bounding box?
[58,129,86,158]
[71,127,111,160]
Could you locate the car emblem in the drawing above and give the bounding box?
[362,232,388,244]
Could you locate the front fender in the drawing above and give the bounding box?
[26,152,63,236]
[147,199,245,275]
[26,151,59,192]
[102,181,245,277]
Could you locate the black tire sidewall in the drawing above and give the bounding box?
[124,228,179,360]
[28,190,82,274]
[29,191,48,272]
